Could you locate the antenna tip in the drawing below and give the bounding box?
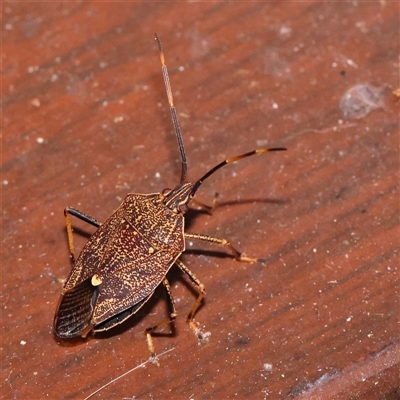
[154,33,162,51]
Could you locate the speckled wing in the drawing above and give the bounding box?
[92,224,180,325]
[54,207,123,338]
[61,207,125,293]
[90,193,186,324]
[55,193,185,336]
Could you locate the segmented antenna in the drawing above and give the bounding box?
[155,34,188,183]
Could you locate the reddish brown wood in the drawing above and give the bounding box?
[3,2,399,399]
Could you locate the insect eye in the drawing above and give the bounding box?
[179,204,189,213]
[162,188,171,196]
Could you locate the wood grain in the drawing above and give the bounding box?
[3,2,399,399]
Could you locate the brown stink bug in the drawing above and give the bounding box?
[54,34,286,360]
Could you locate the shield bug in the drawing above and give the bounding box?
[53,34,286,360]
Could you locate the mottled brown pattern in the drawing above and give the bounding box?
[57,192,186,331]
[3,2,398,399]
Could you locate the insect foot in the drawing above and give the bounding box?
[189,320,211,344]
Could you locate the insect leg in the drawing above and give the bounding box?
[190,192,219,215]
[145,277,177,361]
[174,259,207,340]
[184,232,260,263]
[64,207,101,264]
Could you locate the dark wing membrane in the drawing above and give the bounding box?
[54,278,99,338]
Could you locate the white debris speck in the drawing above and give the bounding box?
[272,102,279,109]
[178,65,185,71]
[279,26,291,36]
[340,83,384,119]
[20,340,27,345]
[28,65,39,73]
[263,363,273,371]
[3,180,8,185]
[114,116,124,123]
[154,172,161,179]
[346,58,358,68]
[31,98,41,107]
[36,137,44,144]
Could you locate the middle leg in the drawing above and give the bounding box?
[185,232,261,263]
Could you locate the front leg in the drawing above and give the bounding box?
[64,207,101,264]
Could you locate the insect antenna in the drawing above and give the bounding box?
[155,33,188,184]
[191,147,287,196]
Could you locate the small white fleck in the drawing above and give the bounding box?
[346,58,358,68]
[31,98,41,107]
[313,248,317,253]
[20,340,27,345]
[3,180,8,185]
[263,363,273,371]
[102,100,108,107]
[279,26,291,36]
[178,65,185,71]
[346,316,353,322]
[272,102,279,109]
[50,74,58,82]
[36,137,44,144]
[99,61,108,69]
[28,65,39,73]
[332,62,338,68]
[114,116,124,123]
[154,172,161,179]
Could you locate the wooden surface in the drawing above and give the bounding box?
[2,2,399,399]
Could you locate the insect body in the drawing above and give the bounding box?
[54,35,286,359]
